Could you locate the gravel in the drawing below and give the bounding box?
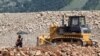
[0,43,100,56]
[0,11,100,47]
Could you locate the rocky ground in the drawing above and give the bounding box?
[0,11,100,56]
[0,11,100,47]
[0,43,100,56]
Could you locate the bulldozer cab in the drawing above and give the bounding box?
[62,16,91,33]
[60,16,90,34]
[68,16,86,27]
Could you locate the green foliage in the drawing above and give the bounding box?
[0,0,100,12]
[82,0,100,10]
[0,0,72,12]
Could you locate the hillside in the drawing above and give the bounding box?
[0,43,100,56]
[0,0,100,12]
[0,11,100,47]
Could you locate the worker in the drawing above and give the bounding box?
[15,35,23,48]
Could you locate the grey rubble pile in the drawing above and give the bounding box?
[0,43,100,56]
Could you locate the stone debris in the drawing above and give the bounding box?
[0,43,100,56]
[0,11,100,56]
[0,11,100,47]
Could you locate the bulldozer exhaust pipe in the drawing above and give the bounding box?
[62,15,65,26]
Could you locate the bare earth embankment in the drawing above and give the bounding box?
[0,11,100,56]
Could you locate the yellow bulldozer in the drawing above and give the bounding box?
[37,16,97,46]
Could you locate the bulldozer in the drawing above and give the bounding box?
[37,16,97,46]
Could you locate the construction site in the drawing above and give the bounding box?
[0,11,99,56]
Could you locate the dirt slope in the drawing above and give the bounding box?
[0,11,100,47]
[0,43,100,56]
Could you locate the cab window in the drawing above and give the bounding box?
[80,17,85,26]
[72,18,79,26]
